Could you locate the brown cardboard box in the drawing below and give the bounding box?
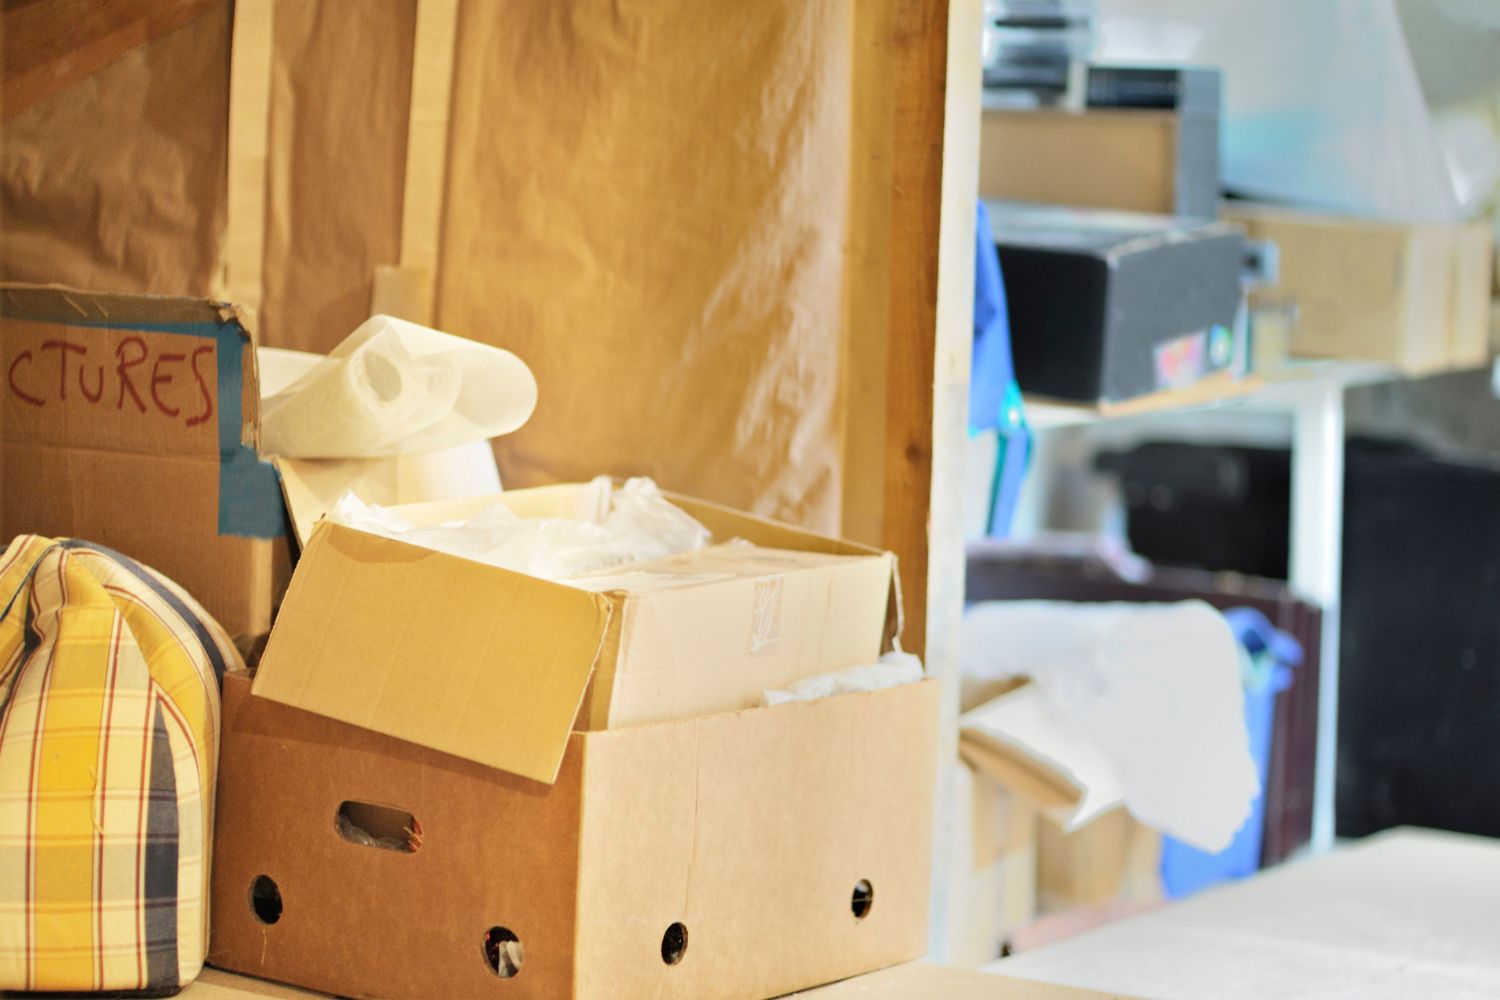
[210,671,939,1000]
[1224,203,1494,373]
[979,109,1214,217]
[958,690,1161,941]
[948,762,1039,968]
[0,284,288,639]
[251,484,899,784]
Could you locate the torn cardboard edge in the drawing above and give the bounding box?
[0,282,283,539]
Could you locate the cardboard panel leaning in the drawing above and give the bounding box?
[0,284,288,639]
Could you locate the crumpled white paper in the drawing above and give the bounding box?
[259,314,537,458]
[328,476,709,580]
[961,600,1259,853]
[760,651,924,707]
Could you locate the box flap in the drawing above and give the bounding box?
[252,521,612,783]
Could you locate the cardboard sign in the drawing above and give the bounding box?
[0,285,286,638]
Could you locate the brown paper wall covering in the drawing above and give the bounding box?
[0,5,229,296]
[259,0,417,352]
[2,0,898,536]
[436,1,855,531]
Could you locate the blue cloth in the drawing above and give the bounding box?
[970,201,1031,537]
[970,201,1015,434]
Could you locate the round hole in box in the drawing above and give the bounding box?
[661,922,688,965]
[851,879,874,920]
[483,926,523,979]
[250,875,282,925]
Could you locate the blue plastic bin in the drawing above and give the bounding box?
[1160,607,1300,898]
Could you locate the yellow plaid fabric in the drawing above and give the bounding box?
[0,535,238,994]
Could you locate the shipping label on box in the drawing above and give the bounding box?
[0,285,286,637]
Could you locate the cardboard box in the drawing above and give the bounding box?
[210,671,939,999]
[960,692,1162,923]
[1224,203,1494,373]
[987,202,1245,403]
[0,284,287,639]
[946,761,1039,968]
[979,108,1218,219]
[252,484,899,784]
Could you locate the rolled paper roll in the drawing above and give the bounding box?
[260,315,537,458]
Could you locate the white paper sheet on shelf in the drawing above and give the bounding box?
[962,600,1258,852]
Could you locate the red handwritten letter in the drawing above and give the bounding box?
[115,336,148,413]
[186,345,215,427]
[151,352,186,418]
[7,351,44,407]
[39,340,86,401]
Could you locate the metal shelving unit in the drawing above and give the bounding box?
[991,360,1404,854]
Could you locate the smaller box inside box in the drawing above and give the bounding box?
[252,483,900,784]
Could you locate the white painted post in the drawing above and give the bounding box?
[1288,380,1345,853]
[926,0,985,961]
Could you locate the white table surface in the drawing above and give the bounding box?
[986,828,1500,1000]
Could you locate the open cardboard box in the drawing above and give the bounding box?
[210,669,939,999]
[252,482,901,784]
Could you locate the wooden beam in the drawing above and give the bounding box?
[1,0,216,121]
[898,0,983,961]
[883,0,952,662]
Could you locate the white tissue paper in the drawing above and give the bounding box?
[259,315,538,458]
[328,476,710,580]
[761,652,924,707]
[961,600,1258,853]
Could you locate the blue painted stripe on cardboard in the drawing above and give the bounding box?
[45,316,284,540]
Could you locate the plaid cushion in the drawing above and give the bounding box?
[0,535,237,993]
